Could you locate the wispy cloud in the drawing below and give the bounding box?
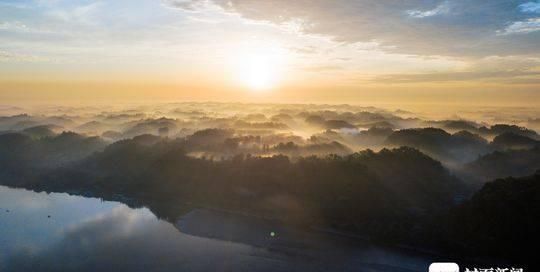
[0,1,31,9]
[519,1,540,13]
[289,46,318,55]
[373,56,540,84]
[498,18,540,35]
[45,1,103,25]
[303,65,343,73]
[162,0,211,11]
[374,70,540,84]
[0,21,30,32]
[165,0,540,57]
[1,0,539,91]
[407,1,450,18]
[0,50,48,62]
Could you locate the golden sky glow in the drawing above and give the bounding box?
[1,0,539,105]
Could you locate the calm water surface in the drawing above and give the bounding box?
[0,185,437,272]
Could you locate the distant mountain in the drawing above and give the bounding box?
[270,113,295,124]
[357,120,396,129]
[185,128,234,147]
[273,141,352,156]
[41,115,77,128]
[324,120,356,129]
[386,128,491,164]
[352,127,395,147]
[478,124,539,139]
[121,118,180,139]
[309,127,393,149]
[8,120,40,130]
[305,115,356,130]
[0,114,77,132]
[233,120,289,130]
[461,147,540,182]
[491,132,539,150]
[101,130,122,141]
[76,121,108,134]
[0,114,33,130]
[22,125,60,138]
[425,120,480,133]
[423,122,539,141]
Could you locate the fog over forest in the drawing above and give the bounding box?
[1,102,539,265]
[1,102,539,178]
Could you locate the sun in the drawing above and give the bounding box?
[239,54,276,91]
[231,43,288,92]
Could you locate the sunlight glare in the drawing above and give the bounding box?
[232,43,287,92]
[240,54,275,90]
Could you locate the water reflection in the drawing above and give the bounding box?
[0,186,434,272]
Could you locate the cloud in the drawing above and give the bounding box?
[407,1,450,18]
[373,56,540,84]
[374,70,540,84]
[165,0,540,58]
[0,21,30,32]
[519,1,540,13]
[163,0,210,11]
[303,65,344,72]
[498,18,540,35]
[289,46,318,55]
[0,50,47,62]
[0,1,30,9]
[45,2,103,25]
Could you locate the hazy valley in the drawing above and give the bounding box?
[1,102,539,267]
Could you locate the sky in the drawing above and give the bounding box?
[0,0,539,106]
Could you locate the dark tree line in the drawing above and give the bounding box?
[0,131,538,264]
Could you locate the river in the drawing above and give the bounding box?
[0,185,440,272]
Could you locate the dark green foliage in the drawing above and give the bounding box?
[492,132,539,150]
[0,134,464,242]
[386,128,491,164]
[446,171,540,262]
[463,147,540,182]
[0,132,106,183]
[1,130,537,264]
[479,124,539,139]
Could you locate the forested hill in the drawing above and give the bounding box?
[0,131,538,264]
